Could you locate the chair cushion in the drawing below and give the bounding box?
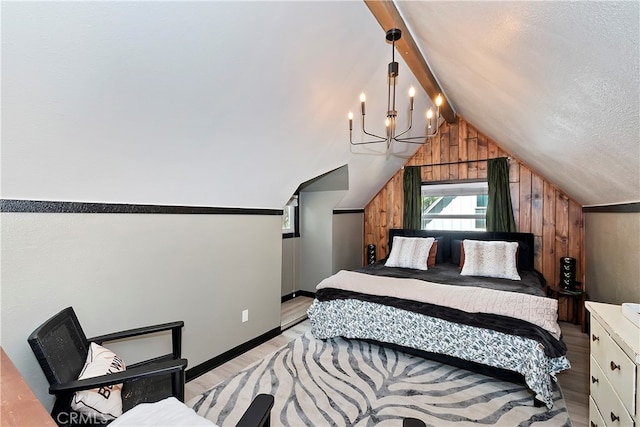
[71,342,126,422]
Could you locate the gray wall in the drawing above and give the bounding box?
[298,191,347,293]
[1,212,282,409]
[281,237,300,297]
[584,211,640,304]
[282,212,363,297]
[333,212,364,272]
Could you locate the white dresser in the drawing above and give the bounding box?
[586,302,640,427]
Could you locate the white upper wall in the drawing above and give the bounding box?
[1,1,425,209]
[2,2,638,209]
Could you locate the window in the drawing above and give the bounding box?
[421,182,488,231]
[282,205,295,232]
[282,195,299,237]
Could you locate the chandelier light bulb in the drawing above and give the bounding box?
[408,87,415,98]
[426,109,434,119]
[435,94,443,107]
[348,112,354,120]
[360,93,366,103]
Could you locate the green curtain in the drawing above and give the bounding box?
[403,166,422,229]
[486,157,517,232]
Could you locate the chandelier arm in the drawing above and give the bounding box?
[394,110,440,142]
[393,139,431,144]
[351,135,389,145]
[394,128,412,139]
[360,115,388,141]
[350,139,389,146]
[393,128,440,143]
[361,129,388,140]
[350,127,387,146]
[393,110,413,139]
[393,126,414,139]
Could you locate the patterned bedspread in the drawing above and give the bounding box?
[316,270,562,339]
[307,268,571,409]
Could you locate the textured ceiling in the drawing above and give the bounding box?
[2,1,638,209]
[397,1,639,206]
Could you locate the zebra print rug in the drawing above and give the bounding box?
[188,332,571,426]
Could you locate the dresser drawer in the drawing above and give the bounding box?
[590,318,609,368]
[603,334,637,415]
[591,356,635,427]
[590,396,607,427]
[591,318,637,415]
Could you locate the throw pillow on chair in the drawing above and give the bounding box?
[70,343,126,422]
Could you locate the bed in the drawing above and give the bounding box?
[307,229,570,409]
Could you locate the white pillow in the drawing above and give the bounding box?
[385,236,434,270]
[460,240,521,280]
[71,342,126,422]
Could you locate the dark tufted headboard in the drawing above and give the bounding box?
[388,229,536,271]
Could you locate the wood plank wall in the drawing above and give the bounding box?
[363,117,585,322]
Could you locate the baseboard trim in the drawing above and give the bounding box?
[297,290,315,298]
[281,293,295,303]
[281,290,315,303]
[186,326,281,382]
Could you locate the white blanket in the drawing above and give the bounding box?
[316,270,561,339]
[110,397,216,427]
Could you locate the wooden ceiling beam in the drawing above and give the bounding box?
[365,0,456,123]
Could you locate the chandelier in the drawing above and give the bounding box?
[349,28,443,150]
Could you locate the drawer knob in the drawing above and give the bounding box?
[610,361,621,371]
[591,375,599,384]
[592,334,599,342]
[610,412,620,422]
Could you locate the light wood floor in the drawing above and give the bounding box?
[556,321,589,427]
[186,296,590,427]
[280,295,315,330]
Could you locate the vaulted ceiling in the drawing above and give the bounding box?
[395,1,639,207]
[2,1,638,209]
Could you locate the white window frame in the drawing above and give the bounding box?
[282,195,299,236]
[421,182,488,231]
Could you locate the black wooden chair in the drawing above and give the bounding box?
[403,418,427,427]
[234,394,274,427]
[28,307,188,426]
[29,307,275,427]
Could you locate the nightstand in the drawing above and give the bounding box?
[547,284,584,324]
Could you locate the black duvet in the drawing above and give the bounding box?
[315,261,565,357]
[353,260,547,296]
